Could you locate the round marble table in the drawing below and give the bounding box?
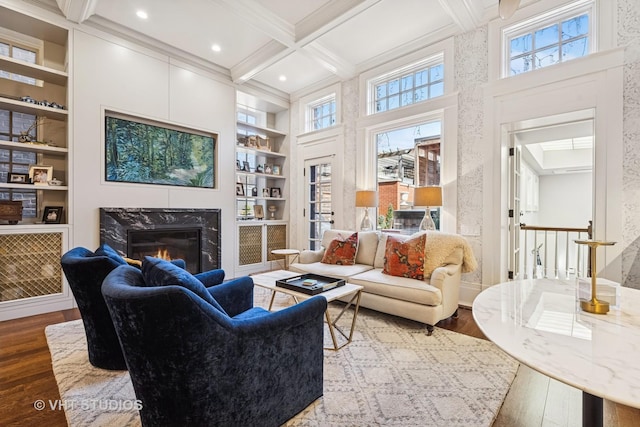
[472,278,640,427]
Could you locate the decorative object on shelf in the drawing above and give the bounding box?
[251,187,257,197]
[29,164,53,185]
[499,0,521,19]
[236,160,241,170]
[105,112,216,188]
[262,188,270,197]
[268,205,277,219]
[8,173,29,184]
[242,161,251,172]
[270,187,281,198]
[264,164,272,174]
[254,204,264,219]
[43,206,63,224]
[20,95,37,104]
[246,135,257,148]
[355,190,378,231]
[414,186,442,231]
[574,240,617,314]
[0,201,23,225]
[236,183,245,196]
[272,165,281,175]
[48,178,63,186]
[256,164,264,173]
[256,136,270,151]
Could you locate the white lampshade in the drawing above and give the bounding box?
[414,186,442,207]
[355,190,378,208]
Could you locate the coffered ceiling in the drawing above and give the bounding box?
[46,0,511,95]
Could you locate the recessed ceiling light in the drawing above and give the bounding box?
[279,75,287,82]
[211,44,221,52]
[136,10,148,20]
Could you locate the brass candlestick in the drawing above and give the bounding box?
[574,240,616,314]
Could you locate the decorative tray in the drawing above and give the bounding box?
[275,273,345,295]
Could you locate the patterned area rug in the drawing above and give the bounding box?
[45,287,518,426]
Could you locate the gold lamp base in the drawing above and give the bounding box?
[579,298,610,314]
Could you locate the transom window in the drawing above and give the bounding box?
[307,96,336,131]
[503,0,594,77]
[369,56,443,115]
[0,40,37,85]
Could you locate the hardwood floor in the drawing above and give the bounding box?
[1,306,638,426]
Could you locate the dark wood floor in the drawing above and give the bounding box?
[1,306,638,426]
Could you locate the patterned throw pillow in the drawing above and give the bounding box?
[321,232,358,265]
[383,233,427,280]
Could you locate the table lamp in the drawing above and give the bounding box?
[414,186,442,231]
[355,190,378,231]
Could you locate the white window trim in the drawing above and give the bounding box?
[296,83,342,138]
[306,94,336,132]
[359,38,454,119]
[488,0,616,82]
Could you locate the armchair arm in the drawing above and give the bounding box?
[195,269,225,286]
[299,249,324,264]
[206,276,253,317]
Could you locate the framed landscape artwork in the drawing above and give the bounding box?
[105,112,217,188]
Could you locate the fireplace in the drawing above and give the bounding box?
[100,208,221,274]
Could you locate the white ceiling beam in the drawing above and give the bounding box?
[436,0,483,32]
[214,0,296,47]
[230,40,291,84]
[303,41,356,80]
[55,0,97,23]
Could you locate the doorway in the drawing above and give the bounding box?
[508,113,594,280]
[304,157,334,250]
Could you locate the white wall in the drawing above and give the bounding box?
[538,172,592,228]
[71,29,237,271]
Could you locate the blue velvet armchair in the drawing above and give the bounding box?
[101,259,327,427]
[60,245,225,370]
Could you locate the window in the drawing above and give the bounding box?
[376,121,441,233]
[307,96,336,131]
[369,56,443,115]
[503,1,594,77]
[0,40,38,85]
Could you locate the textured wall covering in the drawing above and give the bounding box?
[454,27,488,285]
[620,0,640,289]
[342,78,359,231]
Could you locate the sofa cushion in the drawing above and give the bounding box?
[383,233,426,280]
[141,256,228,315]
[349,268,442,306]
[289,262,373,281]
[321,232,358,265]
[355,231,379,266]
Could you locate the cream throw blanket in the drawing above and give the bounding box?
[424,231,478,278]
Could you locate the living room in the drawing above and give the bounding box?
[1,0,639,425]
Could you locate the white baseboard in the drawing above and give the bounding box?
[459,280,483,308]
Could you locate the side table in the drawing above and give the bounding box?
[270,248,300,270]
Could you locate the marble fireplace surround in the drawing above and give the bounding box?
[99,208,221,272]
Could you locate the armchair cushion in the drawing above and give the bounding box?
[141,256,228,315]
[94,243,128,266]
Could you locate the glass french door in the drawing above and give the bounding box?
[305,158,334,250]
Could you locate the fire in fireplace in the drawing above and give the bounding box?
[128,228,201,274]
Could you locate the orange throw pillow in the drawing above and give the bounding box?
[321,232,358,265]
[383,233,426,280]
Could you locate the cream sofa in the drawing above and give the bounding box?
[290,229,477,335]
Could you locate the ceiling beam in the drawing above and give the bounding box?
[230,40,290,84]
[436,0,483,32]
[303,41,356,80]
[55,0,97,23]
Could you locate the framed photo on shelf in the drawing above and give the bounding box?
[236,160,242,170]
[8,173,29,184]
[272,165,281,175]
[256,136,270,151]
[262,188,270,197]
[270,187,281,198]
[29,165,53,185]
[242,161,251,172]
[264,164,272,174]
[42,206,63,224]
[236,182,245,196]
[254,204,264,219]
[256,164,264,173]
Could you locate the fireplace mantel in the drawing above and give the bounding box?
[99,208,221,272]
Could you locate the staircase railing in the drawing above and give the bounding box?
[520,221,592,279]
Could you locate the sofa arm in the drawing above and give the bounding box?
[299,249,324,264]
[429,263,462,318]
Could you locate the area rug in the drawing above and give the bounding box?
[45,288,518,426]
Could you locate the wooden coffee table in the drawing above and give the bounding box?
[251,270,362,350]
